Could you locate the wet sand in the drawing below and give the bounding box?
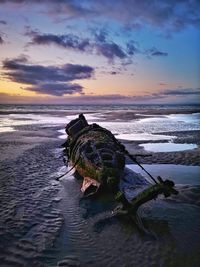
[0,125,65,266]
[101,108,200,166]
[0,109,200,266]
[94,106,200,121]
[122,130,200,166]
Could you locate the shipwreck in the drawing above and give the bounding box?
[60,114,178,227]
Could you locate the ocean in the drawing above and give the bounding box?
[0,104,200,266]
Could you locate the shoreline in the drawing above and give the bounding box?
[0,106,200,118]
[0,124,199,166]
[120,129,200,166]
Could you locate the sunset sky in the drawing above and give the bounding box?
[0,0,199,104]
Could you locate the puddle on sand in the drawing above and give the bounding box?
[116,133,175,141]
[139,142,198,152]
[127,164,200,185]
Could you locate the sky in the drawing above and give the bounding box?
[0,0,199,104]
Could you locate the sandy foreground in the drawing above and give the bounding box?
[0,125,65,267]
[0,108,200,266]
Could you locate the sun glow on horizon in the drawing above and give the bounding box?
[0,0,199,104]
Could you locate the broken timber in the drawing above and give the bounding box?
[62,114,178,221]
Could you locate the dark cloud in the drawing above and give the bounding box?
[1,88,199,104]
[93,0,200,33]
[44,0,96,18]
[95,42,127,61]
[93,28,127,62]
[67,93,167,104]
[94,29,107,43]
[3,57,94,83]
[0,35,4,44]
[26,82,83,96]
[158,83,168,86]
[145,47,168,57]
[128,88,200,102]
[2,56,94,96]
[26,29,128,62]
[77,88,200,104]
[26,28,168,65]
[0,20,7,25]
[0,0,95,18]
[1,0,199,33]
[110,71,118,75]
[162,88,200,96]
[26,26,165,63]
[75,94,128,103]
[89,88,200,103]
[126,41,140,55]
[27,31,90,51]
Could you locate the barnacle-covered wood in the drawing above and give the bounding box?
[65,117,125,189]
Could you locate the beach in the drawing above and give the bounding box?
[122,129,200,166]
[0,104,200,266]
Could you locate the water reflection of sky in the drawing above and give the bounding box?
[140,142,198,152]
[127,164,200,185]
[95,113,200,141]
[0,112,200,142]
[167,113,200,123]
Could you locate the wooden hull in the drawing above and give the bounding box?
[67,125,125,189]
[63,114,178,215]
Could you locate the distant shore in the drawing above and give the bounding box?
[0,105,200,117]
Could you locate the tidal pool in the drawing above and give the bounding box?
[139,142,198,152]
[127,164,200,185]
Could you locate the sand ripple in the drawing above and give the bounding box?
[0,141,64,266]
[0,134,200,266]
